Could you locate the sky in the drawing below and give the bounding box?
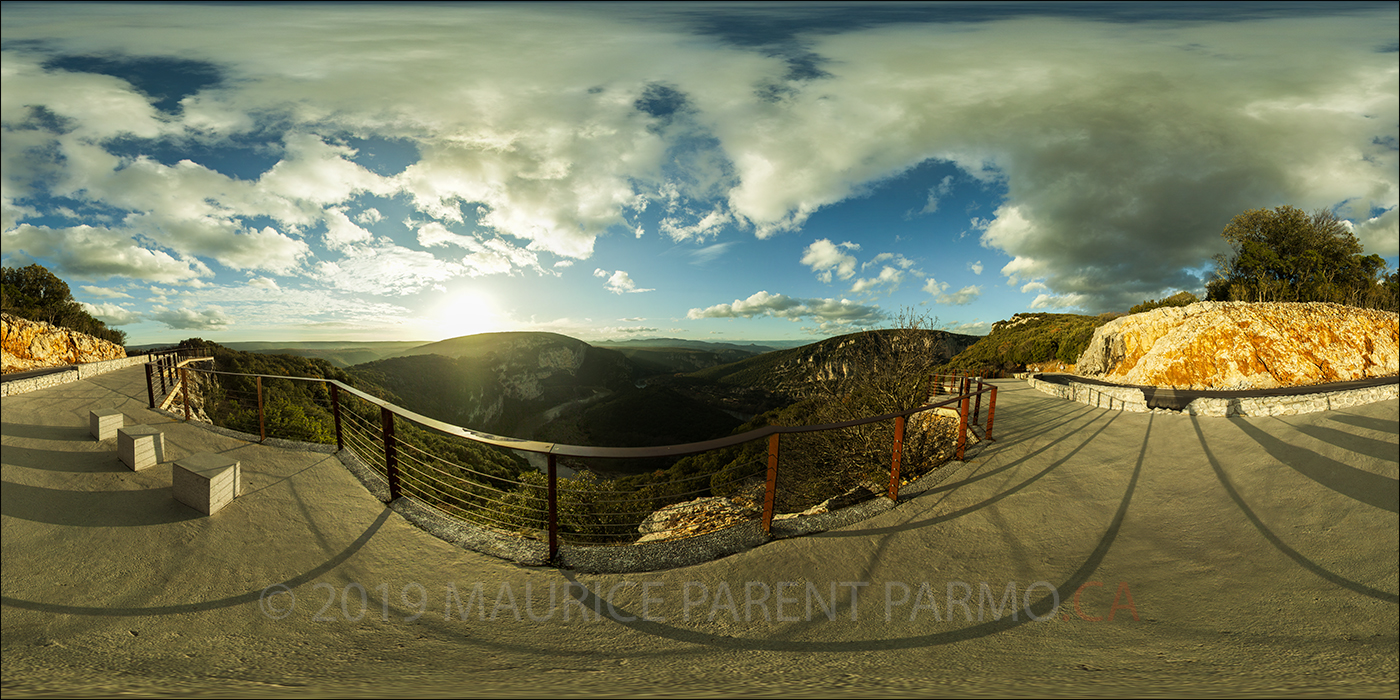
[2,2,1397,346]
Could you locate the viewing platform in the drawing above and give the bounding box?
[2,364,1395,697]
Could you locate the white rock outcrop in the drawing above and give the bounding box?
[2,313,126,373]
[1075,302,1398,390]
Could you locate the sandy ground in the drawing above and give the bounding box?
[2,366,1396,698]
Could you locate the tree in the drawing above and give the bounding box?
[1206,206,1395,311]
[1,263,127,345]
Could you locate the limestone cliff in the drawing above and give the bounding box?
[1075,302,1399,390]
[1,313,127,373]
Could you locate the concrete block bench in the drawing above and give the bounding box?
[173,452,241,515]
[90,408,124,440]
[118,425,165,471]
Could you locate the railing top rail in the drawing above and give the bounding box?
[178,364,995,460]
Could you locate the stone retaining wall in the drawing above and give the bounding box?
[1026,375,1398,417]
[0,355,152,397]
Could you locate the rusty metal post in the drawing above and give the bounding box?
[762,433,779,533]
[381,407,401,500]
[887,415,906,501]
[547,453,559,560]
[330,383,344,452]
[256,376,266,442]
[144,362,155,408]
[180,366,191,421]
[955,392,969,461]
[986,385,998,442]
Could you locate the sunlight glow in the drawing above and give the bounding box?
[431,292,503,340]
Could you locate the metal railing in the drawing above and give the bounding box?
[150,361,999,559]
[143,348,214,411]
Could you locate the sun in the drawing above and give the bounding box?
[431,292,503,340]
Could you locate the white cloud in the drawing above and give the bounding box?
[324,209,373,251]
[354,208,383,225]
[417,222,473,248]
[801,239,860,283]
[1029,293,1090,310]
[849,265,904,294]
[689,241,735,265]
[594,269,653,295]
[313,242,462,296]
[968,260,983,275]
[865,253,918,271]
[79,285,132,299]
[247,276,280,291]
[920,175,955,214]
[1,223,209,283]
[79,301,141,326]
[687,290,885,328]
[660,209,731,243]
[149,305,233,331]
[923,278,981,306]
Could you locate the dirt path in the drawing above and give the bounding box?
[3,369,1395,697]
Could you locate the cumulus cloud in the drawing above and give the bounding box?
[687,290,885,328]
[594,269,653,294]
[850,265,904,294]
[79,302,141,325]
[149,305,232,330]
[1,224,209,283]
[968,261,983,275]
[801,239,860,282]
[924,278,981,306]
[1030,293,1091,310]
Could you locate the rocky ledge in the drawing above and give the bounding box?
[1076,302,1398,390]
[1,313,126,374]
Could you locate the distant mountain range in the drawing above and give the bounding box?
[217,341,429,368]
[163,316,1109,470]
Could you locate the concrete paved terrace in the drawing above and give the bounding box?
[2,364,1396,697]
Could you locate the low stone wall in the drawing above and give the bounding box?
[1026,376,1150,412]
[1180,383,1399,417]
[0,355,151,397]
[1026,375,1398,417]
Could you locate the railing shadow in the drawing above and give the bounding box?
[1192,416,1398,603]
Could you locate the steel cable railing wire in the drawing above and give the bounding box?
[156,365,993,551]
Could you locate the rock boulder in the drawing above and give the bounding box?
[1,313,126,373]
[1075,302,1399,390]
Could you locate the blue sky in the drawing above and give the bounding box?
[2,2,1396,345]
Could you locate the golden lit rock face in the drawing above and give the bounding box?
[1075,302,1399,390]
[1,313,126,373]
